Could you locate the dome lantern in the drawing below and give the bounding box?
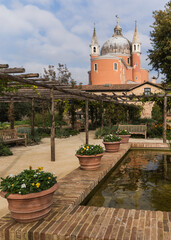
[113,15,123,37]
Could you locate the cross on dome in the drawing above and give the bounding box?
[116,15,119,25]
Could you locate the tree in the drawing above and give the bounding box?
[43,63,76,86]
[148,1,171,84]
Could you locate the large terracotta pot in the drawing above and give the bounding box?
[76,153,103,170]
[0,183,59,223]
[118,135,131,144]
[103,141,120,152]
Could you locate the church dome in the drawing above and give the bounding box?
[101,36,131,55]
[101,17,131,56]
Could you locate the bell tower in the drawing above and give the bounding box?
[132,21,141,83]
[90,25,100,58]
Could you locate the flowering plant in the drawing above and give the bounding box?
[76,144,103,156]
[103,134,121,142]
[116,129,130,135]
[0,167,57,197]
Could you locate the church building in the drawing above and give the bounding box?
[89,18,149,85]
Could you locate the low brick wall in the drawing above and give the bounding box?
[0,143,170,240]
[131,142,170,149]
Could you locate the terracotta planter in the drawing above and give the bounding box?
[118,135,131,144]
[103,141,120,152]
[0,183,59,223]
[76,153,103,170]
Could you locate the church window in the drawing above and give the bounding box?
[94,63,98,71]
[144,88,151,95]
[114,63,118,71]
[137,45,139,51]
[127,58,130,64]
[93,47,96,53]
[134,45,136,51]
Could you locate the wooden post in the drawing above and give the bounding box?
[42,101,45,131]
[51,89,55,161]
[163,96,167,143]
[31,98,35,140]
[85,99,89,144]
[9,98,14,129]
[101,101,104,130]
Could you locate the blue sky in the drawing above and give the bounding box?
[0,0,169,84]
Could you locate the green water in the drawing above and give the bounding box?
[86,150,171,211]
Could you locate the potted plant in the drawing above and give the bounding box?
[76,144,104,170]
[116,129,131,143]
[103,134,121,152]
[0,167,58,223]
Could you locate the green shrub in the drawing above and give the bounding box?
[152,103,163,122]
[55,128,78,138]
[147,123,163,138]
[17,127,41,144]
[95,125,118,139]
[0,142,13,156]
[14,120,30,125]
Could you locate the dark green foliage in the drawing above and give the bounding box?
[17,127,41,144]
[147,123,163,138]
[0,142,13,156]
[152,103,163,122]
[55,128,78,138]
[0,167,57,196]
[0,103,8,122]
[148,1,171,83]
[95,126,118,139]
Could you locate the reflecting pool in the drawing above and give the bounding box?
[86,150,171,211]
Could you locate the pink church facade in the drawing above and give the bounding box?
[89,19,149,85]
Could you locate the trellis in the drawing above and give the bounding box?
[0,64,170,161]
[0,64,121,161]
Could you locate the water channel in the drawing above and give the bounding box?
[86,150,171,211]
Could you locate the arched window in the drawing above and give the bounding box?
[127,58,130,64]
[137,45,139,51]
[134,45,136,51]
[94,63,98,71]
[114,63,118,70]
[93,47,96,53]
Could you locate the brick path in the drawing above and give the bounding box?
[0,143,170,240]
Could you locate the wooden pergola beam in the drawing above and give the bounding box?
[17,73,39,78]
[0,64,9,68]
[0,68,25,74]
[0,73,114,102]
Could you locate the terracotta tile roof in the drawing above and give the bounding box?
[81,84,139,91]
[81,83,163,91]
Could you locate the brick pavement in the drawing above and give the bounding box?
[0,143,170,240]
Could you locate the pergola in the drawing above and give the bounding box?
[0,64,170,161]
[0,64,121,161]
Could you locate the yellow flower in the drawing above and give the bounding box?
[87,146,89,149]
[48,177,51,180]
[38,167,43,171]
[12,184,14,187]
[32,183,35,186]
[36,183,40,188]
[84,148,86,150]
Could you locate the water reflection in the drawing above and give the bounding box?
[86,151,171,211]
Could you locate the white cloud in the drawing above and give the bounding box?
[0,0,169,85]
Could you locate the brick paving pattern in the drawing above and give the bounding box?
[0,143,170,240]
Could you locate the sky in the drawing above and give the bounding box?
[0,0,169,84]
